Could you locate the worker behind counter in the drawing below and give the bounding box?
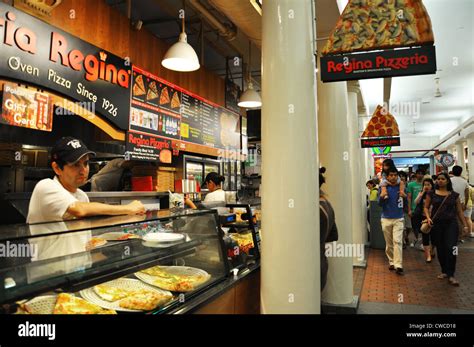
[27,137,145,224]
[90,158,136,192]
[185,172,226,210]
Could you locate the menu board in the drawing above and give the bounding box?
[1,83,53,132]
[128,66,241,162]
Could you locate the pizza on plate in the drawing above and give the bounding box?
[93,284,134,302]
[361,105,400,138]
[118,289,172,311]
[53,293,116,314]
[133,74,146,96]
[322,0,434,55]
[160,86,170,105]
[140,266,210,292]
[146,81,159,101]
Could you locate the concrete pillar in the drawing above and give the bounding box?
[318,75,354,305]
[467,134,474,184]
[260,0,320,313]
[347,83,366,263]
[455,141,466,175]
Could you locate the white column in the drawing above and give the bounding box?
[455,141,466,175]
[318,76,354,305]
[347,83,366,262]
[467,134,474,184]
[261,0,320,313]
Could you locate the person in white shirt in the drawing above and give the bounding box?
[185,172,226,209]
[450,165,470,240]
[27,137,145,224]
[26,137,145,282]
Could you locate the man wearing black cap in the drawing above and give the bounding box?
[27,137,145,224]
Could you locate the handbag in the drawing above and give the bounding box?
[421,193,450,234]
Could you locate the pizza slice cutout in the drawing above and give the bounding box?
[160,86,170,105]
[171,91,181,109]
[53,293,117,314]
[133,75,146,96]
[361,105,400,138]
[146,81,159,101]
[322,0,434,55]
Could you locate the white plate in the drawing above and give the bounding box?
[143,233,184,243]
[19,295,57,314]
[80,278,173,312]
[135,266,211,292]
[142,240,183,248]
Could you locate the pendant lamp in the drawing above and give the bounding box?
[162,10,200,72]
[238,41,262,108]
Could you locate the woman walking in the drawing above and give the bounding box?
[412,178,435,262]
[423,173,469,286]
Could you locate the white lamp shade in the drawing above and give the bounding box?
[162,33,200,72]
[238,82,262,108]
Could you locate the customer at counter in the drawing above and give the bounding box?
[185,172,226,209]
[27,137,145,224]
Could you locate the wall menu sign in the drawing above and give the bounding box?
[361,137,400,148]
[1,82,53,131]
[0,3,131,130]
[129,66,240,161]
[321,46,436,82]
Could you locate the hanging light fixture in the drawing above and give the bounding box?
[238,41,262,108]
[161,5,200,72]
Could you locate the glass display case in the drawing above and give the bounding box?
[0,209,229,314]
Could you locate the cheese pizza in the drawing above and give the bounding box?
[93,284,133,302]
[140,266,210,292]
[322,0,434,55]
[133,74,146,96]
[160,86,170,105]
[53,293,117,314]
[171,91,181,109]
[146,81,159,101]
[118,289,172,311]
[361,105,400,138]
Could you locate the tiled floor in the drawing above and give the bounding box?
[358,237,474,314]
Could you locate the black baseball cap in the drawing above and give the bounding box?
[51,137,96,164]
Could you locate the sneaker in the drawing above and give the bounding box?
[395,268,404,275]
[416,243,424,251]
[410,242,415,248]
[388,265,395,271]
[470,232,474,238]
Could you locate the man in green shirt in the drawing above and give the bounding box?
[407,169,425,248]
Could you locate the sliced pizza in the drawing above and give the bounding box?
[93,284,133,302]
[140,266,209,292]
[146,81,159,101]
[171,91,181,109]
[133,75,146,96]
[118,289,172,311]
[322,0,434,55]
[53,293,117,314]
[160,86,170,105]
[361,105,400,138]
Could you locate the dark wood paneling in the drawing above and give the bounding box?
[193,287,235,314]
[40,0,225,106]
[235,270,261,314]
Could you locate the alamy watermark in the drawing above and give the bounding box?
[381,100,421,120]
[325,242,365,262]
[54,100,96,119]
[0,241,38,258]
